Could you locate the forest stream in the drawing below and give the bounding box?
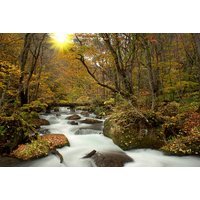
[9,107,199,167]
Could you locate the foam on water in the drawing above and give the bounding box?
[19,107,200,167]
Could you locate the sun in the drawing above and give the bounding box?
[49,33,74,52]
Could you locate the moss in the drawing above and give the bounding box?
[20,101,48,113]
[31,118,50,129]
[11,134,70,161]
[161,133,200,156]
[103,104,166,150]
[94,106,107,117]
[11,138,50,160]
[160,101,180,117]
[161,113,187,139]
[0,115,35,154]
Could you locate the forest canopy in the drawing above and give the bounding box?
[0,33,199,110]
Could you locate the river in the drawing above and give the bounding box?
[16,107,200,167]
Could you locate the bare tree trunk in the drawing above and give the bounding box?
[19,33,33,106]
[25,33,47,103]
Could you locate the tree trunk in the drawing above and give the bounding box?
[19,33,33,106]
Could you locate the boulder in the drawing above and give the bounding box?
[11,134,70,161]
[66,114,81,120]
[41,134,70,149]
[103,105,166,150]
[32,118,50,129]
[68,121,78,125]
[11,138,50,161]
[80,111,90,117]
[53,107,59,112]
[82,150,133,167]
[0,155,22,167]
[80,118,103,124]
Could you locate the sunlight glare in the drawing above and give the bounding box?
[49,33,74,52]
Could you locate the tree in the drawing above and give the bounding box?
[19,33,47,105]
[74,33,139,103]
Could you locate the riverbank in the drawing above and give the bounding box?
[6,106,199,167]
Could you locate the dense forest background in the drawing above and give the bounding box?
[0,33,199,110]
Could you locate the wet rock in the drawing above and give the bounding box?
[56,113,61,117]
[83,150,134,167]
[80,118,103,124]
[66,114,81,120]
[68,121,78,125]
[41,134,70,149]
[32,118,50,129]
[53,107,59,112]
[37,128,49,134]
[80,111,90,117]
[75,128,102,135]
[0,156,22,167]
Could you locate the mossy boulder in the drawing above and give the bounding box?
[103,106,166,150]
[11,134,70,161]
[11,138,50,160]
[31,118,50,129]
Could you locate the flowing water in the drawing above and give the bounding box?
[17,107,200,167]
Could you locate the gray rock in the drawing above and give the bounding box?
[83,150,134,167]
[68,121,78,125]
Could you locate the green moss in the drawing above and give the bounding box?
[20,101,48,113]
[94,106,106,117]
[160,102,180,117]
[12,138,50,160]
[11,134,70,160]
[103,104,166,150]
[0,115,35,154]
[161,133,200,156]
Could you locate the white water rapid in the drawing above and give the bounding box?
[18,107,200,167]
